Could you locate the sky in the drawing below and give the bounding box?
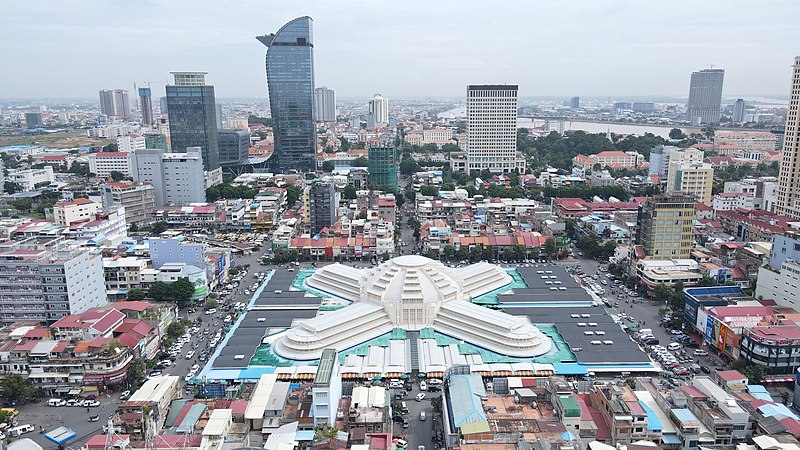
[2,0,799,100]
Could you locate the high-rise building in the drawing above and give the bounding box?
[667,161,714,205]
[217,129,251,165]
[633,195,696,260]
[306,181,336,235]
[664,147,704,183]
[570,96,580,109]
[131,147,206,206]
[257,17,317,172]
[686,68,725,125]
[159,97,168,116]
[99,89,131,117]
[101,181,156,226]
[368,145,398,188]
[733,98,745,123]
[165,71,220,171]
[466,84,526,173]
[24,112,43,128]
[139,87,154,127]
[775,57,800,219]
[369,94,389,125]
[315,87,336,122]
[143,133,168,150]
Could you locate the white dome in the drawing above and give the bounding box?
[272,256,553,360]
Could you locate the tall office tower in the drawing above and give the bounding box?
[257,17,317,172]
[99,89,131,117]
[368,94,389,125]
[775,57,800,219]
[368,145,398,188]
[314,87,336,122]
[633,195,696,260]
[139,87,154,127]
[165,71,219,171]
[307,180,336,234]
[217,129,251,165]
[686,68,725,125]
[159,97,168,116]
[25,112,43,128]
[215,104,224,128]
[570,96,580,109]
[733,98,746,123]
[466,85,526,173]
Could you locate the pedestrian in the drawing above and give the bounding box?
[87,407,90,413]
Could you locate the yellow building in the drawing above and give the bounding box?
[667,161,714,205]
[632,195,696,261]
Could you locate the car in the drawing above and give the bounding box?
[670,329,684,335]
[48,399,66,407]
[186,351,195,359]
[65,399,80,407]
[205,308,217,315]
[419,411,426,421]
[416,393,426,402]
[694,349,708,356]
[85,400,100,407]
[120,390,131,400]
[191,364,200,372]
[88,415,100,422]
[396,439,408,448]
[428,379,443,386]
[700,365,711,374]
[419,381,427,391]
[148,370,163,378]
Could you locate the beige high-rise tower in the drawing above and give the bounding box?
[775,57,800,218]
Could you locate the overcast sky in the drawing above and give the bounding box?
[2,0,798,100]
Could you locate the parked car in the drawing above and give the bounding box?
[85,400,100,407]
[88,415,100,422]
[416,393,426,402]
[119,390,131,400]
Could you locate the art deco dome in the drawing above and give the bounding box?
[271,256,553,360]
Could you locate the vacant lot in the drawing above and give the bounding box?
[0,130,113,149]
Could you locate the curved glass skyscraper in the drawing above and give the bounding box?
[257,17,317,172]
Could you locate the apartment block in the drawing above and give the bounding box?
[573,151,645,172]
[756,258,800,309]
[117,135,147,152]
[52,198,100,226]
[101,181,156,226]
[632,195,696,261]
[6,166,54,191]
[131,147,206,206]
[87,152,133,177]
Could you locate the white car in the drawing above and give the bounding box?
[694,349,708,356]
[205,308,217,315]
[186,351,195,359]
[415,393,426,402]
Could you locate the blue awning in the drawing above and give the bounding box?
[661,434,682,444]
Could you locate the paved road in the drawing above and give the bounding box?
[396,383,440,450]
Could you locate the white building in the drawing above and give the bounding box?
[715,130,777,153]
[667,161,714,205]
[422,128,455,147]
[87,152,133,177]
[52,198,100,226]
[101,181,156,225]
[7,166,55,191]
[314,87,336,122]
[723,177,777,211]
[131,147,206,206]
[756,259,800,308]
[312,349,341,426]
[86,124,137,138]
[712,192,755,211]
[368,94,389,124]
[117,134,146,152]
[466,85,526,173]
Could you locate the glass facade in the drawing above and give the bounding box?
[368,145,398,188]
[165,84,220,170]
[257,17,317,172]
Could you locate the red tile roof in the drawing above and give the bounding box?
[717,370,746,382]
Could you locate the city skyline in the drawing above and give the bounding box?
[1,0,799,99]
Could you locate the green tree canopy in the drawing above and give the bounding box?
[206,183,259,202]
[127,289,146,300]
[166,321,186,339]
[342,185,357,199]
[285,184,302,207]
[352,156,369,167]
[1,373,40,405]
[109,170,125,181]
[321,161,335,172]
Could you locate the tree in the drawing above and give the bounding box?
[653,283,673,304]
[543,238,557,259]
[669,128,686,140]
[1,374,39,405]
[420,185,439,197]
[696,276,717,287]
[102,143,119,152]
[4,181,19,194]
[69,161,90,176]
[399,156,420,176]
[285,184,302,207]
[127,289,146,300]
[442,245,456,261]
[342,185,357,200]
[321,161,335,172]
[339,137,350,152]
[109,171,125,181]
[166,321,186,339]
[149,281,173,302]
[352,157,369,167]
[150,221,168,235]
[205,299,219,310]
[129,223,139,233]
[0,410,14,426]
[172,278,196,306]
[128,358,146,387]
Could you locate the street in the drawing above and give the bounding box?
[393,382,440,450]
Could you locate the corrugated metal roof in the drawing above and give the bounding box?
[447,374,489,435]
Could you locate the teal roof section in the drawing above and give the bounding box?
[559,395,581,417]
[447,374,488,429]
[176,403,207,433]
[638,400,663,431]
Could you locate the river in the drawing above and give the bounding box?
[517,118,702,139]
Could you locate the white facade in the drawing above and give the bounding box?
[466,85,525,173]
[52,198,100,226]
[756,259,800,308]
[715,130,777,153]
[667,161,714,205]
[131,147,206,206]
[87,152,133,177]
[314,87,336,122]
[6,166,54,191]
[117,135,146,152]
[712,192,755,211]
[368,94,389,124]
[86,124,137,138]
[774,57,800,219]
